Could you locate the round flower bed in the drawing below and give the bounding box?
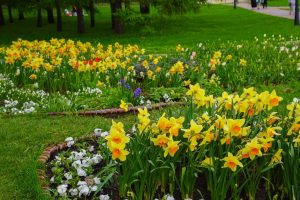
[39,85,300,200]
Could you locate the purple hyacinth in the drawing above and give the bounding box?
[133,88,142,98]
[119,79,131,89]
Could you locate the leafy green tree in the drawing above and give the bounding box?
[153,0,206,15]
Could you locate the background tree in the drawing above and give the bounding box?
[140,0,150,14]
[110,0,123,34]
[45,0,55,24]
[0,1,5,25]
[36,0,43,27]
[89,0,95,27]
[55,0,63,31]
[6,0,15,23]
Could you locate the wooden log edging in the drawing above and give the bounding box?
[48,102,185,116]
[37,134,97,195]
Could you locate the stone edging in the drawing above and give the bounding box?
[37,134,96,195]
[48,102,185,116]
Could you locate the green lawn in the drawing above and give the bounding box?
[268,0,289,7]
[0,4,300,52]
[0,3,300,200]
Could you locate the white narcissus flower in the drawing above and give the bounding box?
[99,194,110,200]
[64,172,72,180]
[57,184,68,196]
[77,168,87,177]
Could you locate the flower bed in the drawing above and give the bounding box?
[42,86,300,200]
[1,35,299,114]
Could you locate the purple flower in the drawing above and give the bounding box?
[119,79,131,89]
[133,88,142,98]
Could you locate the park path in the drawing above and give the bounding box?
[237,2,295,19]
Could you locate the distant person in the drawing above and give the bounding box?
[289,0,295,14]
[262,0,268,8]
[72,6,77,16]
[256,0,261,9]
[251,0,257,8]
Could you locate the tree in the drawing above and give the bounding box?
[7,2,14,23]
[55,0,62,31]
[0,2,4,25]
[140,0,150,14]
[18,8,24,20]
[47,7,55,24]
[110,0,123,34]
[89,0,95,27]
[74,1,85,33]
[36,0,43,27]
[153,0,205,15]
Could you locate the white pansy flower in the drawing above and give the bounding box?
[57,184,68,196]
[78,182,90,197]
[165,194,175,200]
[69,188,78,196]
[92,154,102,164]
[64,172,73,180]
[91,185,98,192]
[100,194,110,200]
[88,145,95,152]
[65,137,74,147]
[94,128,102,136]
[77,168,87,177]
[100,131,109,137]
[94,177,100,184]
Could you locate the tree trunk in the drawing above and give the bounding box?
[18,8,25,20]
[125,0,131,9]
[37,7,42,27]
[55,0,62,32]
[140,1,150,14]
[110,0,115,29]
[110,0,123,34]
[89,0,95,27]
[8,4,13,23]
[47,7,55,24]
[76,5,85,33]
[0,3,5,25]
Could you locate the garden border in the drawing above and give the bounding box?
[48,102,185,116]
[37,133,98,196]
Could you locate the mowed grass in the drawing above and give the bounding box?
[0,4,300,51]
[0,114,136,200]
[0,3,300,200]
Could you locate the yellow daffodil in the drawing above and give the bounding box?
[164,140,180,157]
[120,100,128,112]
[222,152,243,172]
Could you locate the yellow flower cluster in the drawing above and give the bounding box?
[105,121,130,161]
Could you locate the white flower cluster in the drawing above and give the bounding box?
[50,134,113,199]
